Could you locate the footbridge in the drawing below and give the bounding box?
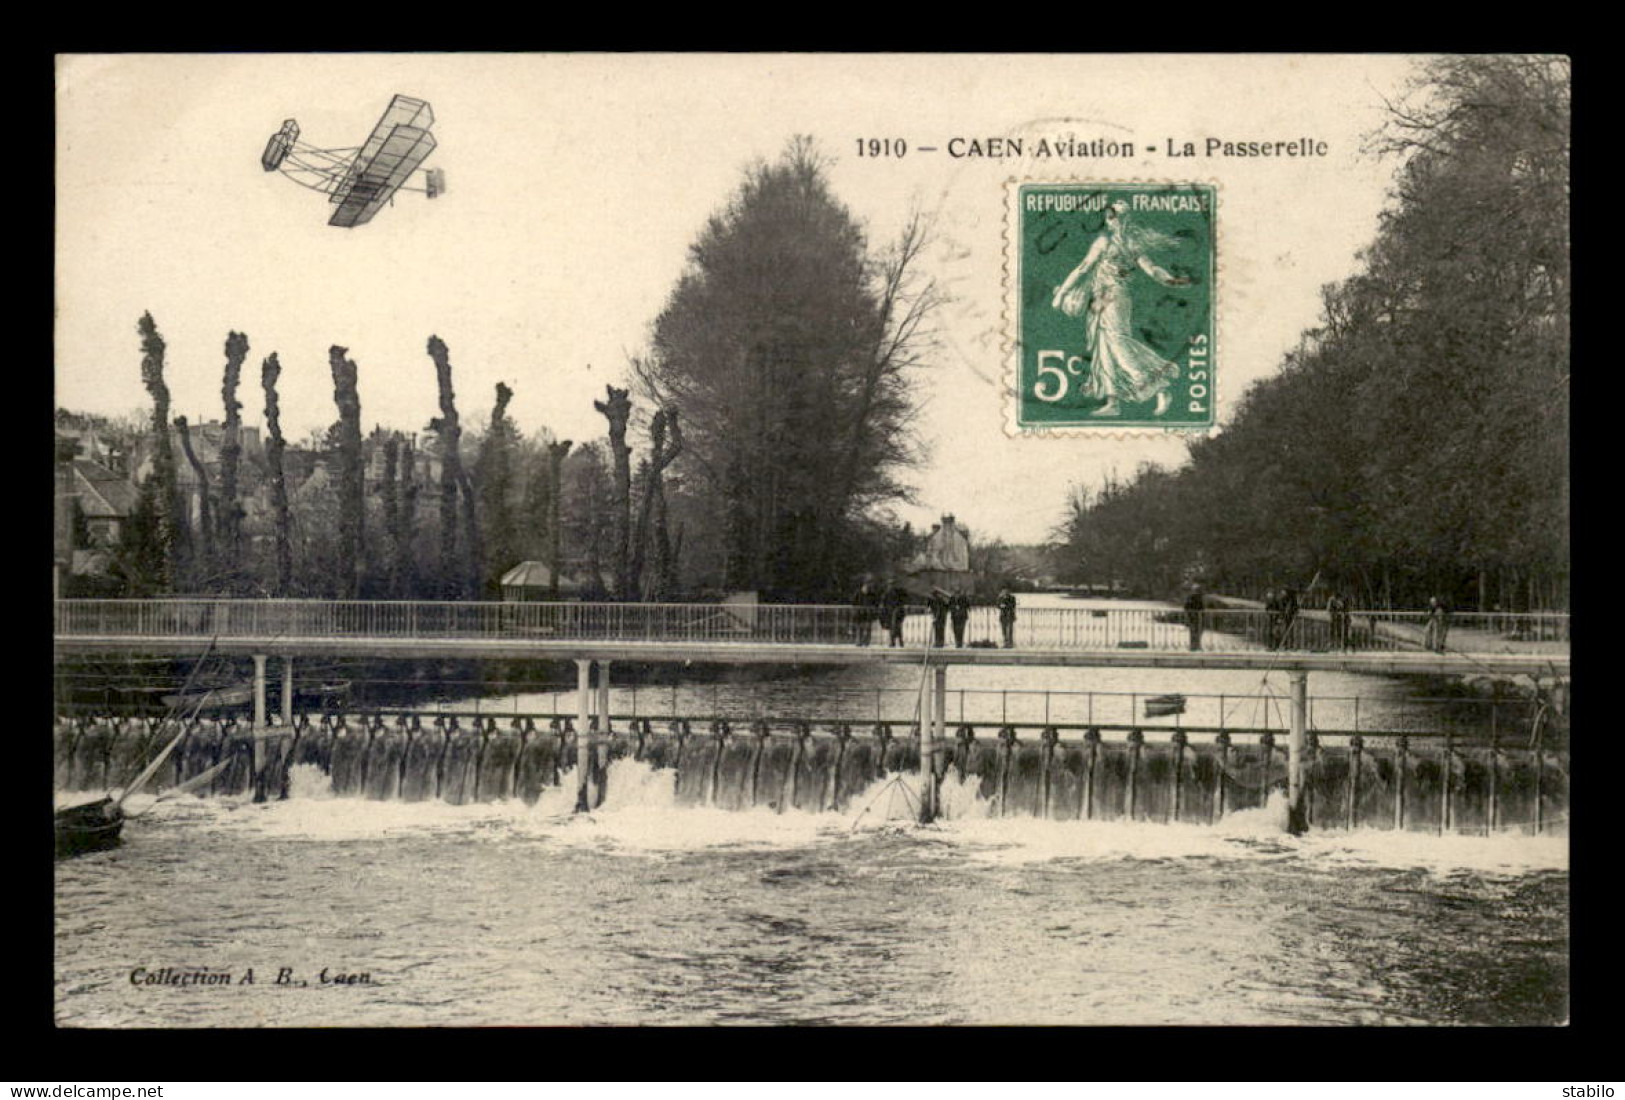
[54,598,1570,824]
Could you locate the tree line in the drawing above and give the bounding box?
[65,138,945,604]
[1055,56,1569,612]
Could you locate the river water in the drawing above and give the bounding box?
[55,760,1568,1027]
[54,595,1567,1027]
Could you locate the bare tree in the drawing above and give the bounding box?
[593,384,634,598]
[261,353,293,595]
[630,406,683,598]
[329,346,366,599]
[137,313,182,590]
[173,415,214,582]
[427,336,481,597]
[217,331,249,574]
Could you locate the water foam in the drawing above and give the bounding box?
[124,758,1568,874]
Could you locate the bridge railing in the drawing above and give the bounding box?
[52,599,1569,655]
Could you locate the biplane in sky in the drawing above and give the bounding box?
[262,94,444,228]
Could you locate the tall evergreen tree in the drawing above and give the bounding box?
[638,137,939,599]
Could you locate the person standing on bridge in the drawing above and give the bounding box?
[1327,592,1351,650]
[883,580,908,647]
[927,588,949,648]
[1184,584,1206,651]
[1424,596,1450,653]
[998,589,1018,648]
[853,579,877,646]
[1280,587,1301,648]
[1264,588,1283,650]
[949,591,970,648]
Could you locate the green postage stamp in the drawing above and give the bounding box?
[1008,182,1216,433]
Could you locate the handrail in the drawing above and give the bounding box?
[52,598,1571,655]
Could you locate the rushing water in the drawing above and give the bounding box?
[55,759,1568,1027]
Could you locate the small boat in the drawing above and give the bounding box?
[55,797,125,857]
[1144,694,1187,718]
[160,683,253,711]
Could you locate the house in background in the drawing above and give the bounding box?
[499,560,585,602]
[71,459,141,547]
[905,513,974,596]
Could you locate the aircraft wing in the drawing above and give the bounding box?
[328,95,437,228]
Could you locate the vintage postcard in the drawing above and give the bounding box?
[52,54,1569,1031]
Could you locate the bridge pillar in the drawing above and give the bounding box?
[281,658,294,727]
[1287,669,1308,835]
[575,659,592,813]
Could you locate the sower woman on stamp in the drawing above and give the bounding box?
[1051,199,1192,417]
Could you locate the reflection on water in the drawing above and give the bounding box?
[393,596,1525,737]
[56,761,1568,1027]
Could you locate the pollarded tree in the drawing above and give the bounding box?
[217,331,249,579]
[329,346,366,599]
[593,385,634,599]
[637,137,940,600]
[427,336,482,598]
[137,313,184,591]
[261,353,294,596]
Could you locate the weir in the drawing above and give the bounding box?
[54,708,1569,836]
[54,598,1571,835]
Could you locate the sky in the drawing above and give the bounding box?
[55,53,1423,545]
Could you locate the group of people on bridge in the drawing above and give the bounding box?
[1183,583,1452,653]
[851,581,1018,649]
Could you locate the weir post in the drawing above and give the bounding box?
[934,665,947,775]
[574,659,592,813]
[920,663,945,824]
[596,661,612,807]
[252,653,268,803]
[252,653,267,730]
[1287,670,1309,836]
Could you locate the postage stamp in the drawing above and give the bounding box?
[1007,181,1217,433]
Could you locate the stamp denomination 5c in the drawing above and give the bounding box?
[1008,182,1216,433]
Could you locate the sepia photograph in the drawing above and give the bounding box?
[52,53,1570,1028]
